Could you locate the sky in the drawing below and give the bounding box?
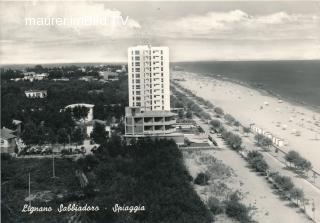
[0,1,320,64]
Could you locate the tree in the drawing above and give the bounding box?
[178,109,184,119]
[255,158,269,173]
[296,159,312,174]
[90,123,107,144]
[57,128,68,147]
[261,137,273,149]
[72,106,90,122]
[194,172,209,185]
[247,151,269,173]
[186,110,192,119]
[225,200,251,223]
[224,114,235,124]
[21,122,38,145]
[71,127,84,146]
[207,197,223,215]
[234,121,240,130]
[93,104,105,120]
[254,134,265,146]
[210,119,221,130]
[285,151,300,167]
[214,107,224,117]
[290,188,304,205]
[273,174,294,192]
[243,127,250,136]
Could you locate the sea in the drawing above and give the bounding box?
[173,60,320,111]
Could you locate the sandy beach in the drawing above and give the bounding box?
[173,71,320,172]
[183,147,312,223]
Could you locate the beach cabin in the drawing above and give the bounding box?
[272,137,277,144]
[277,139,284,147]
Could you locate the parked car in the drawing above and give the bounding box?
[74,148,82,154]
[91,146,98,153]
[41,147,52,155]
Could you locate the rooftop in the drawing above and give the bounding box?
[131,110,176,118]
[25,90,47,93]
[1,128,16,140]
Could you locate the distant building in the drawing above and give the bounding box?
[52,78,70,82]
[79,76,97,82]
[99,71,119,81]
[65,103,94,122]
[23,72,49,81]
[0,128,17,154]
[25,90,47,98]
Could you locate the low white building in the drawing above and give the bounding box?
[23,72,49,81]
[25,90,47,98]
[99,71,119,81]
[0,128,17,154]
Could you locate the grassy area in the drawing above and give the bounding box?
[1,156,79,222]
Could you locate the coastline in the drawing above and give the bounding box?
[172,71,320,172]
[202,72,320,113]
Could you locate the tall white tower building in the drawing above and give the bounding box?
[124,45,183,144]
[128,45,170,111]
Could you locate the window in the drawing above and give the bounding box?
[135,50,139,55]
[135,62,140,66]
[135,68,140,72]
[136,102,141,106]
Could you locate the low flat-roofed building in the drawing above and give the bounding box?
[0,128,17,154]
[25,90,47,98]
[124,107,184,145]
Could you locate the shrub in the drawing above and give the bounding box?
[225,200,251,223]
[210,119,221,129]
[214,107,224,116]
[247,151,263,161]
[194,172,210,185]
[224,114,235,124]
[273,174,294,192]
[207,197,224,215]
[285,150,313,173]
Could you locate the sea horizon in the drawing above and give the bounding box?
[173,60,320,112]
